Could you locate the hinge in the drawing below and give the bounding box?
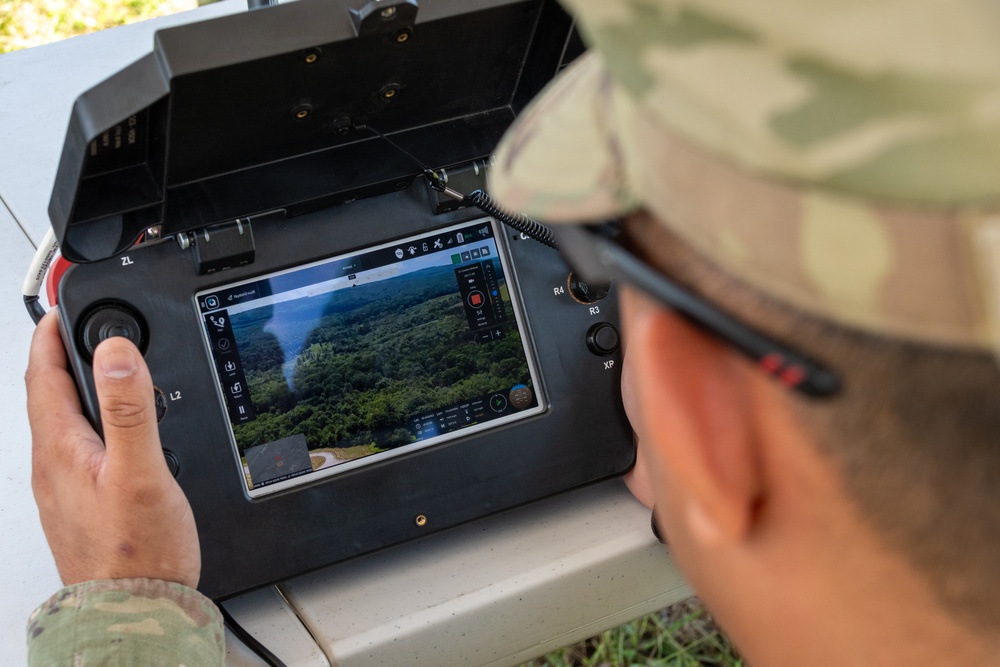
[191,218,256,275]
[349,0,418,37]
[427,159,490,215]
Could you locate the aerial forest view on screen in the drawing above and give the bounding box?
[229,259,532,464]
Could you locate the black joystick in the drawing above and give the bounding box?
[568,272,611,304]
[78,302,148,361]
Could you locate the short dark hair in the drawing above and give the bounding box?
[626,211,1000,630]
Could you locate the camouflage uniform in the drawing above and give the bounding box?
[27,578,223,666]
[490,0,1000,352]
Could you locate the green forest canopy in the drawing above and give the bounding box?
[231,262,533,455]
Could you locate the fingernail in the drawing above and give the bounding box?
[97,344,138,379]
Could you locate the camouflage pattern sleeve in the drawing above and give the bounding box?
[26,578,224,666]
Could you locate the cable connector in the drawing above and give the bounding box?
[422,166,556,247]
[424,169,467,203]
[364,125,557,249]
[23,228,59,324]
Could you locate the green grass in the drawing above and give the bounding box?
[0,0,198,54]
[522,598,742,667]
[2,2,743,664]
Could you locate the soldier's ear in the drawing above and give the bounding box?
[623,292,764,546]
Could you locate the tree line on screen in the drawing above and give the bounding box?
[231,262,531,454]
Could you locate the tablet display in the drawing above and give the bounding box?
[197,219,543,497]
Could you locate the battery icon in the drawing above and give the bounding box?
[456,232,464,243]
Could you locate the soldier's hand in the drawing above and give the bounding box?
[26,312,201,588]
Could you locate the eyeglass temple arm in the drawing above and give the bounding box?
[554,225,841,398]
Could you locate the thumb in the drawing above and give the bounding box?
[92,336,164,473]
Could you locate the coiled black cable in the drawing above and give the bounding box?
[363,126,557,250]
[463,189,557,249]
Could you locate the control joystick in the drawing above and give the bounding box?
[77,302,148,361]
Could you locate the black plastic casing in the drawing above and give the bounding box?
[49,0,585,264]
[58,187,633,600]
[50,0,631,600]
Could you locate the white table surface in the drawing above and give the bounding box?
[0,3,691,665]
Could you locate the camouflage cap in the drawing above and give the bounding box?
[489,0,1000,350]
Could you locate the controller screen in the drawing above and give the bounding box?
[197,219,542,496]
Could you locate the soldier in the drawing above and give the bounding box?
[24,0,1000,664]
[489,1,1000,664]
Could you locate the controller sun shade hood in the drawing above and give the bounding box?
[49,0,579,263]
